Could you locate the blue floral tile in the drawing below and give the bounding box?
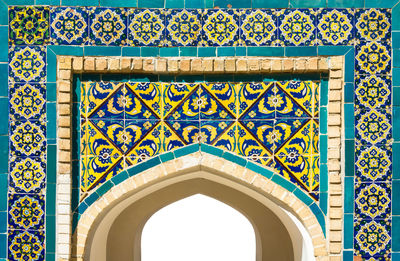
[166,120,200,144]
[355,109,392,146]
[237,121,273,156]
[239,9,278,46]
[50,7,89,45]
[201,9,240,47]
[89,7,128,46]
[355,9,391,42]
[9,46,46,83]
[128,9,165,47]
[200,120,235,145]
[8,229,45,261]
[161,122,185,152]
[355,41,391,75]
[317,9,354,45]
[199,86,236,120]
[277,9,317,46]
[355,75,391,110]
[355,145,392,182]
[9,156,46,194]
[9,6,50,45]
[10,120,46,158]
[165,9,202,47]
[355,182,391,220]
[354,219,391,258]
[9,83,46,121]
[126,82,162,119]
[8,193,45,230]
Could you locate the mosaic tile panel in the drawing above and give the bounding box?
[80,81,320,199]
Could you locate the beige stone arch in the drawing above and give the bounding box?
[72,152,328,261]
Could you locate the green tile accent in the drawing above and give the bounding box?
[96,180,114,197]
[138,0,164,7]
[0,64,7,97]
[236,47,246,56]
[0,2,8,26]
[318,46,351,56]
[200,144,224,157]
[272,174,296,192]
[205,0,213,7]
[4,0,35,4]
[47,103,56,140]
[47,51,57,83]
[293,188,313,206]
[0,234,6,258]
[365,0,398,7]
[100,0,138,7]
[78,202,88,214]
[345,140,355,177]
[0,27,7,62]
[198,47,216,57]
[395,107,400,141]
[84,46,121,56]
[84,192,100,207]
[344,104,354,139]
[290,0,326,7]
[327,0,363,7]
[214,0,250,8]
[344,48,355,83]
[320,163,328,192]
[36,0,61,4]
[111,170,129,186]
[47,145,57,184]
[180,47,197,56]
[46,215,56,252]
[174,143,200,158]
[320,80,328,106]
[0,175,6,210]
[320,107,327,134]
[49,45,84,56]
[285,46,317,56]
[319,192,327,215]
[247,46,284,56]
[0,136,8,167]
[394,143,400,180]
[252,0,289,8]
[46,184,56,215]
[141,47,159,57]
[394,70,400,86]
[0,98,7,136]
[394,3,400,30]
[62,0,99,5]
[46,253,56,261]
[320,134,328,164]
[222,151,247,167]
[166,0,184,8]
[185,0,205,8]
[217,47,235,57]
[310,203,325,235]
[394,32,400,49]
[159,151,175,162]
[160,47,179,57]
[47,83,57,102]
[0,212,6,233]
[246,161,274,179]
[137,156,162,173]
[393,216,400,251]
[344,177,354,214]
[344,214,353,249]
[344,83,354,103]
[122,47,141,56]
[394,49,400,68]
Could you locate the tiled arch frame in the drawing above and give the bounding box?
[55,55,344,260]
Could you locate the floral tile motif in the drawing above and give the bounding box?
[317,9,354,45]
[165,9,202,47]
[355,182,391,220]
[9,157,46,194]
[355,41,391,75]
[199,84,236,120]
[162,82,199,118]
[355,145,392,182]
[129,9,165,46]
[354,219,391,258]
[9,46,46,83]
[89,8,127,46]
[10,121,46,158]
[125,82,162,118]
[237,121,272,157]
[355,75,391,110]
[277,9,317,46]
[9,6,50,45]
[236,82,272,117]
[8,194,45,230]
[201,9,240,46]
[239,9,277,46]
[9,83,46,121]
[355,9,391,42]
[355,109,392,146]
[8,230,45,261]
[50,7,89,45]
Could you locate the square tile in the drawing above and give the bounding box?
[354,219,391,258]
[165,9,202,46]
[160,122,186,153]
[126,82,162,119]
[8,229,45,261]
[201,9,240,46]
[164,84,200,121]
[355,75,391,110]
[165,120,200,144]
[9,6,50,45]
[355,182,391,220]
[9,83,46,121]
[237,81,274,119]
[239,9,278,46]
[8,193,45,230]
[317,8,354,45]
[89,7,128,46]
[9,156,46,194]
[237,120,273,157]
[355,145,392,182]
[355,41,391,75]
[355,109,392,146]
[277,9,317,46]
[355,8,391,42]
[128,9,165,46]
[50,7,89,45]
[10,120,46,158]
[200,120,235,145]
[199,83,236,120]
[9,46,46,83]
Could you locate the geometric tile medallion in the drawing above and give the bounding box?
[80,81,320,200]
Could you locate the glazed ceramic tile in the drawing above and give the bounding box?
[201,9,240,46]
[200,120,235,145]
[354,219,391,258]
[236,82,273,117]
[128,9,165,46]
[9,46,46,83]
[50,7,89,45]
[355,109,392,146]
[9,156,46,194]
[239,9,278,46]
[89,7,128,46]
[162,82,199,118]
[165,9,202,46]
[355,41,391,75]
[317,9,354,45]
[9,6,50,45]
[355,9,391,42]
[8,193,45,230]
[8,229,45,261]
[10,120,46,158]
[9,83,46,121]
[125,82,162,118]
[355,182,391,220]
[355,75,391,110]
[355,145,392,182]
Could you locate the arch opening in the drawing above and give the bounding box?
[81,170,318,261]
[141,194,257,261]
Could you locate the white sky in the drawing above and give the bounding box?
[141,194,256,261]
